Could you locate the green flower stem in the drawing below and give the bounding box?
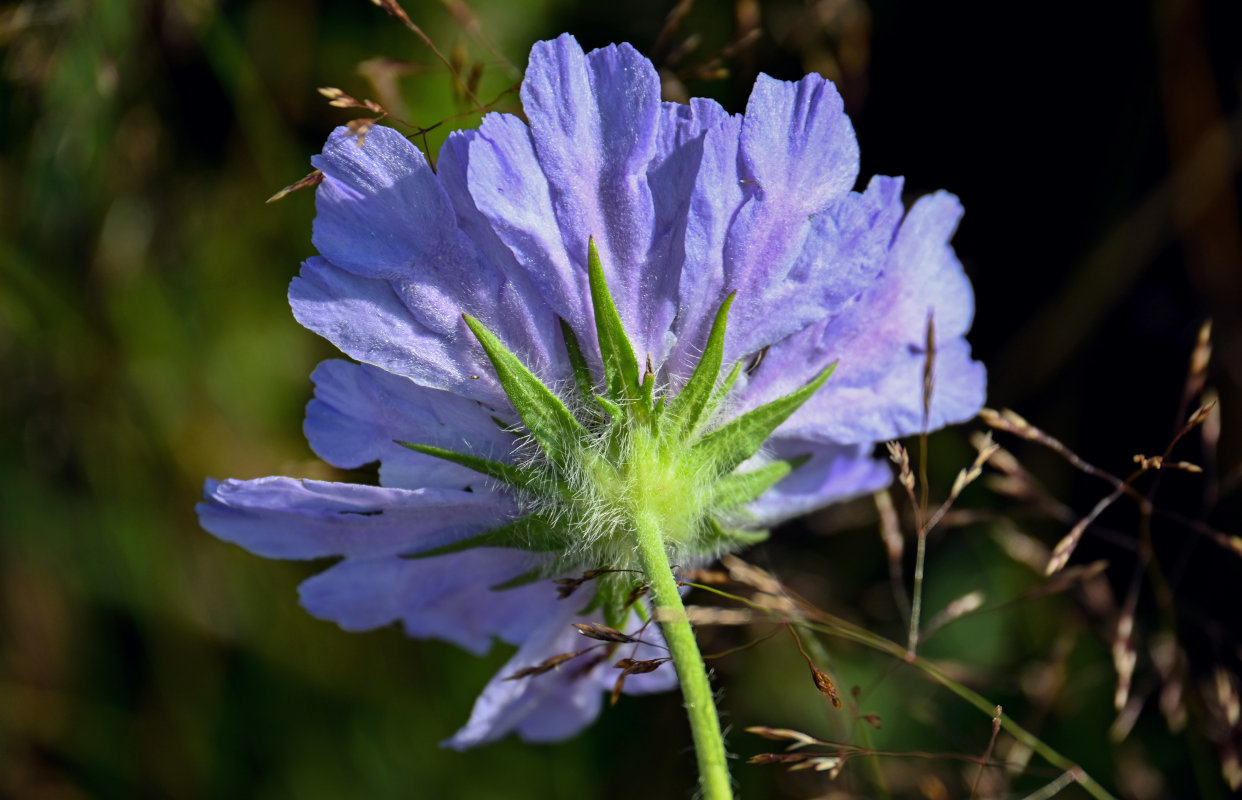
[632,508,733,800]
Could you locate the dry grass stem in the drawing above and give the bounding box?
[968,705,1004,799]
[874,489,910,618]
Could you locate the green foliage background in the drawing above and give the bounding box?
[2,1,1239,798]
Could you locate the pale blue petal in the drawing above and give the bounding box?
[290,256,507,404]
[736,189,985,443]
[666,113,744,381]
[719,72,860,362]
[304,360,517,490]
[445,607,673,748]
[298,549,558,655]
[439,115,590,341]
[306,126,569,397]
[522,34,672,362]
[742,441,892,527]
[443,600,587,749]
[197,477,517,559]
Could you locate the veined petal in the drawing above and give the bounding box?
[442,600,590,749]
[305,360,517,490]
[741,440,892,527]
[308,126,569,397]
[736,188,985,443]
[312,125,468,283]
[522,34,672,363]
[667,114,745,381]
[445,606,673,748]
[719,72,860,362]
[298,549,559,655]
[439,115,591,342]
[197,477,518,559]
[290,256,504,404]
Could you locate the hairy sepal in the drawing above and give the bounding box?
[711,455,810,511]
[586,237,641,404]
[692,362,838,478]
[463,313,585,466]
[667,293,735,439]
[402,514,566,559]
[397,441,565,499]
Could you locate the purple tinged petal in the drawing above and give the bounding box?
[197,477,517,560]
[298,549,559,655]
[717,72,861,361]
[522,34,672,362]
[305,360,517,490]
[738,73,860,210]
[312,125,464,283]
[743,441,892,527]
[443,600,586,749]
[307,125,570,397]
[290,256,507,405]
[789,338,986,444]
[439,116,590,339]
[737,187,985,443]
[667,113,745,380]
[445,606,674,748]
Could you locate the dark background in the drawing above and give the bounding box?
[2,0,1239,797]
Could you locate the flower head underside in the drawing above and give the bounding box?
[197,33,986,749]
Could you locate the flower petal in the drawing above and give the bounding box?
[304,125,569,399]
[442,600,589,749]
[290,256,505,404]
[197,477,517,559]
[522,34,673,362]
[305,359,518,490]
[743,440,892,527]
[720,72,860,361]
[667,113,745,380]
[737,187,985,443]
[439,114,590,341]
[298,549,559,655]
[444,607,673,748]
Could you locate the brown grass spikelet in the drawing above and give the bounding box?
[503,649,588,680]
[744,726,828,747]
[266,169,324,204]
[572,623,637,643]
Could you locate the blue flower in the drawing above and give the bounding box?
[198,33,985,749]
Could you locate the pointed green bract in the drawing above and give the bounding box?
[560,318,598,406]
[692,362,838,478]
[586,237,641,403]
[711,455,810,511]
[402,514,567,559]
[667,293,735,438]
[463,313,586,464]
[697,517,770,553]
[397,441,560,497]
[594,394,624,420]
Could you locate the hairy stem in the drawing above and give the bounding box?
[632,509,732,800]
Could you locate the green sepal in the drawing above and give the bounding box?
[490,567,549,591]
[667,293,735,438]
[712,454,811,511]
[559,319,598,406]
[639,367,656,423]
[692,516,770,555]
[595,571,637,630]
[710,360,743,412]
[396,441,564,499]
[594,395,624,420]
[692,362,837,477]
[401,514,566,560]
[586,237,641,403]
[463,314,586,465]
